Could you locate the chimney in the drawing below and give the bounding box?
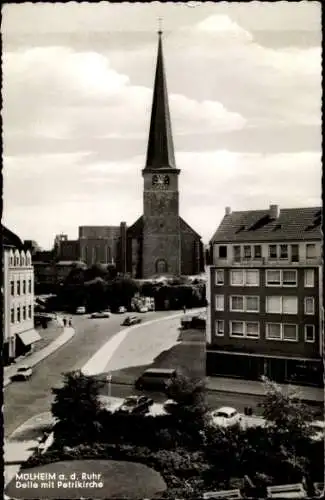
[225,206,232,216]
[269,204,280,219]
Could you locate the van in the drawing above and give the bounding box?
[135,368,177,391]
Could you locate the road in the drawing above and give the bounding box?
[3,310,179,438]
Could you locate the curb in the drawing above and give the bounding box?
[206,385,324,404]
[4,327,75,388]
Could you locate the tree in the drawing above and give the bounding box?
[260,376,313,440]
[51,371,104,446]
[84,277,108,312]
[110,278,139,310]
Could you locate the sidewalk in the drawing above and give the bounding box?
[4,325,75,388]
[206,376,324,403]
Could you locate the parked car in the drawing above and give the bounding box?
[122,315,142,326]
[117,306,127,314]
[209,406,242,428]
[90,311,110,319]
[135,368,177,392]
[118,395,154,414]
[11,366,33,381]
[163,398,178,413]
[191,314,206,329]
[76,306,86,314]
[139,306,149,313]
[181,315,193,329]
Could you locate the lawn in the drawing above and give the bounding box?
[6,459,167,499]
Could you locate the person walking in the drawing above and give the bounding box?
[183,305,186,314]
[63,317,67,327]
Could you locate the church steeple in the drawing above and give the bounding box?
[145,30,176,170]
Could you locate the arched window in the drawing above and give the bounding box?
[21,251,26,266]
[26,251,32,266]
[14,249,20,266]
[156,259,168,274]
[9,250,14,266]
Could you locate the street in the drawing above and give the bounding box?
[3,310,178,437]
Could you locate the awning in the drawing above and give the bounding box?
[17,329,41,346]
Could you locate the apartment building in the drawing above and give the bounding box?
[206,205,323,387]
[3,226,40,364]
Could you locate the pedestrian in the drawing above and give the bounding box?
[68,318,72,327]
[183,305,186,314]
[63,317,67,327]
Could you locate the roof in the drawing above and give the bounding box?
[144,32,176,170]
[180,217,202,239]
[2,225,24,249]
[210,207,322,243]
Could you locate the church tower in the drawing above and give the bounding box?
[142,31,181,278]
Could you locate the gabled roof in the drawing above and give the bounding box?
[180,217,201,239]
[144,32,176,170]
[210,207,322,243]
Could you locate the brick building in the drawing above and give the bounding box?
[206,205,323,387]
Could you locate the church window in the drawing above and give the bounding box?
[156,259,168,274]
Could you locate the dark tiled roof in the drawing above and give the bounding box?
[2,225,24,249]
[210,207,322,243]
[180,217,201,239]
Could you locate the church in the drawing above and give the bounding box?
[55,32,204,279]
[126,31,204,278]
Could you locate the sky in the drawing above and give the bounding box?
[2,2,322,249]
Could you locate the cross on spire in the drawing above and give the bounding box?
[158,17,163,35]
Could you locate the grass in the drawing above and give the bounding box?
[6,459,167,499]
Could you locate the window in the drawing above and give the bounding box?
[230,321,259,338]
[266,296,282,314]
[230,296,244,311]
[246,296,259,312]
[28,305,32,318]
[233,246,241,261]
[28,279,32,293]
[266,270,281,286]
[215,270,224,285]
[291,244,299,262]
[283,324,298,341]
[215,295,224,311]
[23,280,26,294]
[305,325,315,343]
[17,281,21,295]
[304,297,315,315]
[10,308,15,323]
[246,322,259,338]
[230,321,244,337]
[266,270,297,287]
[306,243,316,259]
[282,296,298,314]
[280,244,288,259]
[304,269,315,288]
[23,306,26,320]
[219,246,227,258]
[243,245,251,259]
[283,270,297,286]
[266,323,281,339]
[17,307,21,323]
[254,245,262,259]
[10,281,15,296]
[231,270,244,286]
[216,320,224,336]
[266,296,298,314]
[269,245,277,259]
[245,270,259,286]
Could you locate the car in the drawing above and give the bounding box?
[118,395,154,414]
[139,306,149,313]
[135,368,177,392]
[209,406,242,428]
[11,366,33,381]
[90,311,110,319]
[117,306,127,314]
[180,315,193,329]
[122,315,142,326]
[163,398,178,413]
[191,314,206,329]
[76,306,86,314]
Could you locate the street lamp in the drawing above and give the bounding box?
[107,373,112,398]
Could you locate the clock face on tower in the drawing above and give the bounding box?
[152,174,170,189]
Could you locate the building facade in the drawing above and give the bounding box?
[3,226,40,364]
[206,205,323,387]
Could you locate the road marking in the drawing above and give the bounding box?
[81,310,204,376]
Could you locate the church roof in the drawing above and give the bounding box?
[127,216,144,237]
[144,32,176,170]
[180,217,202,239]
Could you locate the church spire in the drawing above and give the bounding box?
[145,30,176,170]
